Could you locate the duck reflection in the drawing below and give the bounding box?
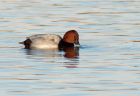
[62,47,79,68]
[24,47,79,59]
[23,48,79,68]
[63,47,79,58]
[24,49,61,58]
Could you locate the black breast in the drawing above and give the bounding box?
[58,40,74,50]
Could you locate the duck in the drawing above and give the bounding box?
[20,30,80,50]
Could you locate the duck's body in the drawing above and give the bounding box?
[27,34,61,49]
[20,30,80,50]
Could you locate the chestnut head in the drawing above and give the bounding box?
[63,30,80,46]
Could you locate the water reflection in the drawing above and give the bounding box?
[63,47,79,68]
[24,47,79,59]
[63,47,79,58]
[24,49,61,58]
[23,48,80,69]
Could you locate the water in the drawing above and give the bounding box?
[0,0,140,96]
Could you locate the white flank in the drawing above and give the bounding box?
[28,34,62,49]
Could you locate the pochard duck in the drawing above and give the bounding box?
[20,30,80,49]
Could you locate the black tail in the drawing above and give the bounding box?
[19,39,32,49]
[19,41,24,44]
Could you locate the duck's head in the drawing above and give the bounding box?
[63,30,80,47]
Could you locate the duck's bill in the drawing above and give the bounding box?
[74,42,80,47]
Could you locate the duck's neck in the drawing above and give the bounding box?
[58,39,74,50]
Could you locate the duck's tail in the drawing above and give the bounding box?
[19,41,24,44]
[19,39,32,49]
